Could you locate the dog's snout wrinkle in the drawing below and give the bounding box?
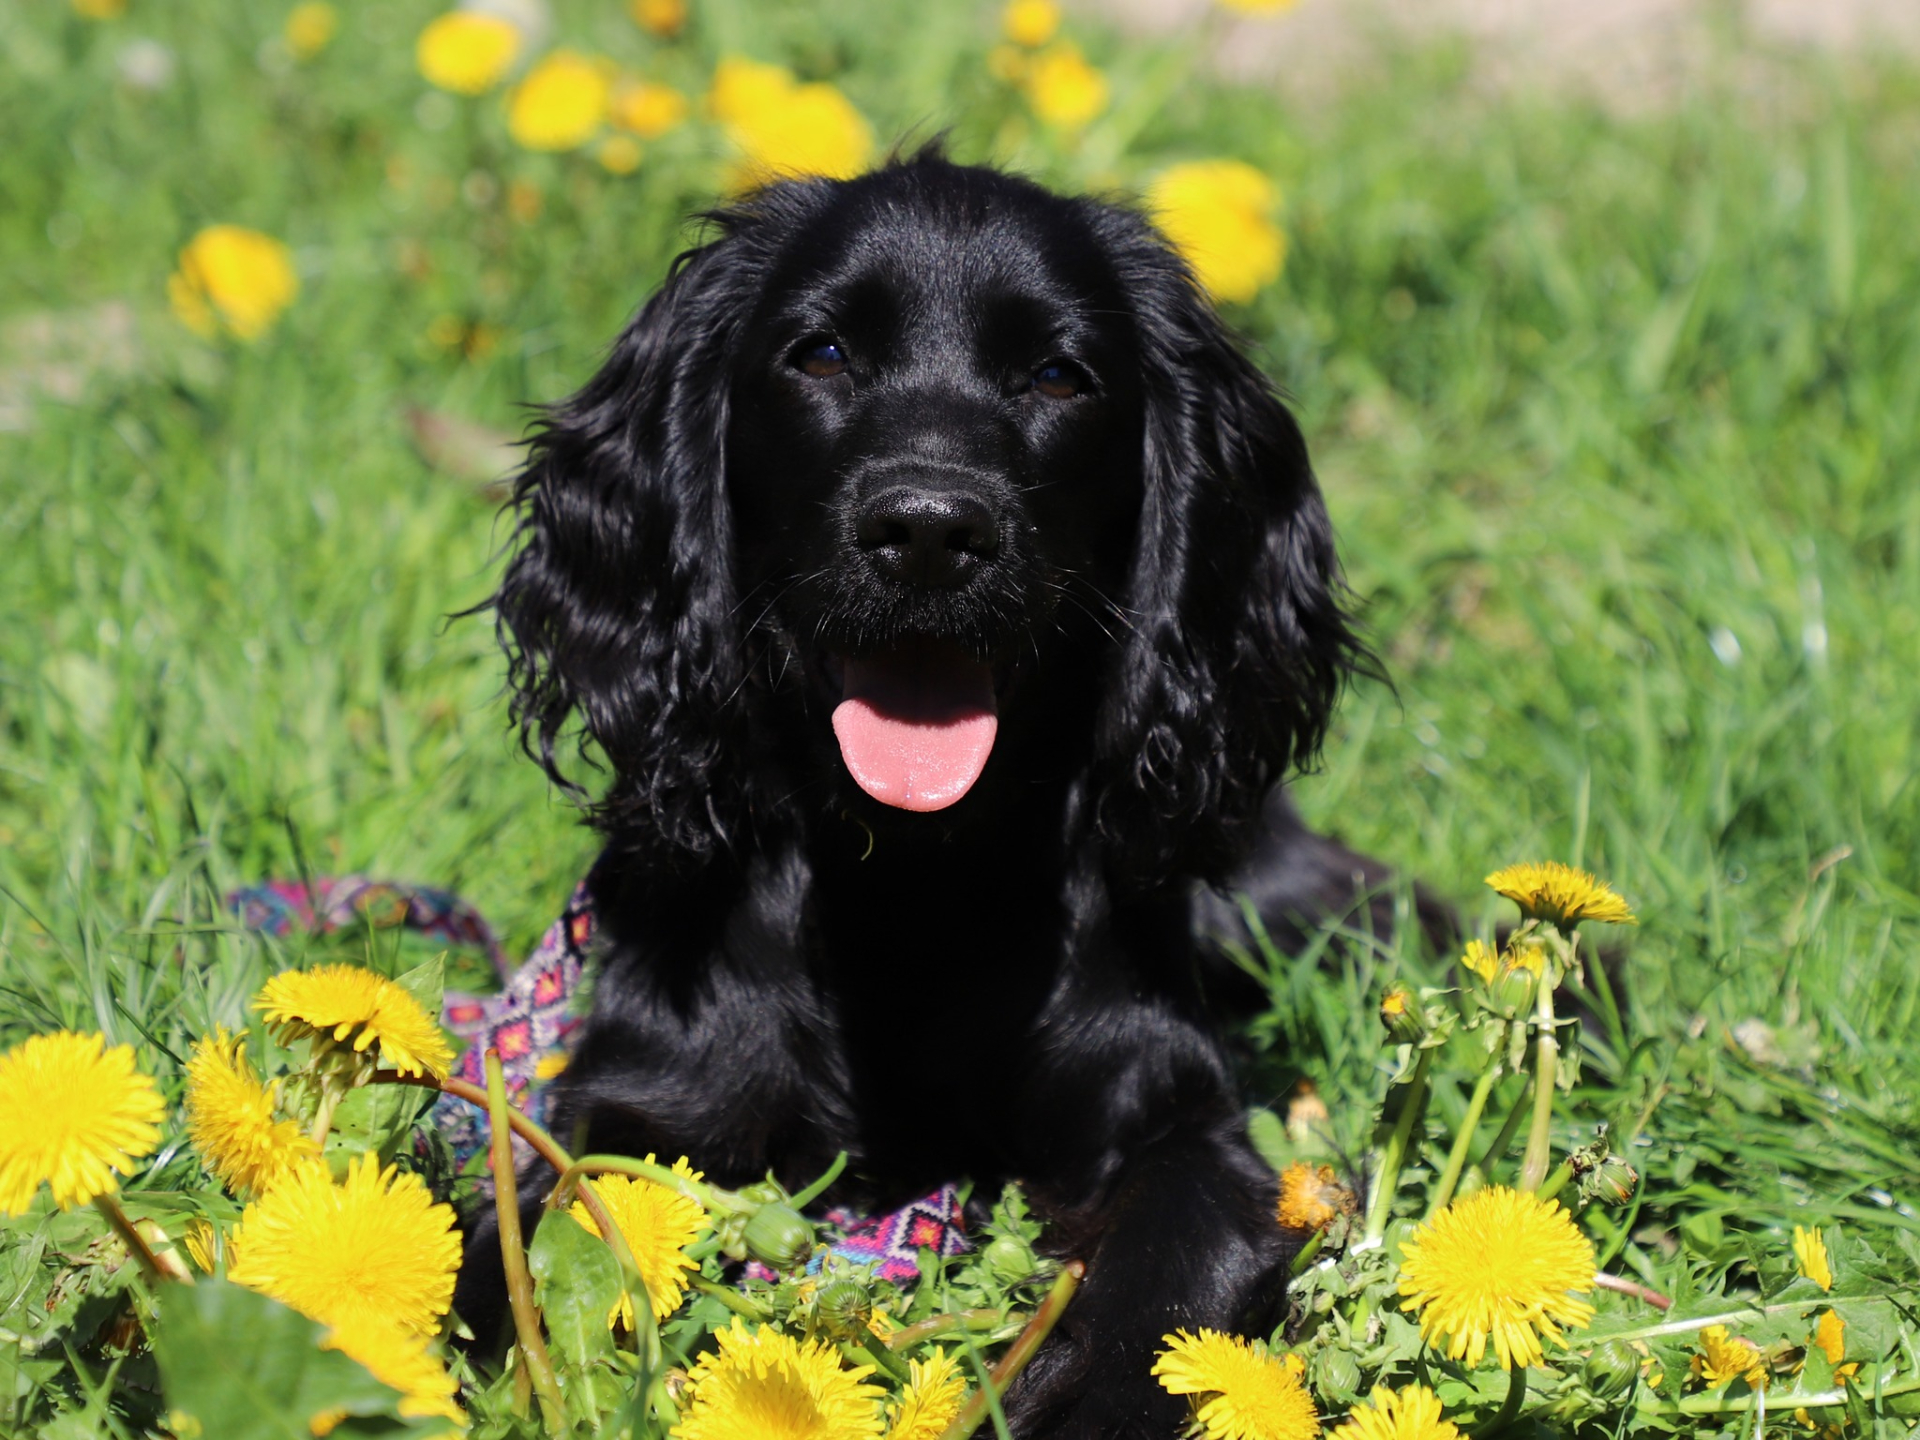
[856,485,1002,589]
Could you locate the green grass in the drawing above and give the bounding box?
[3,0,1920,1429]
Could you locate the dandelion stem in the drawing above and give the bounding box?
[1471,1365,1527,1438]
[687,1273,773,1320]
[935,1260,1084,1440]
[485,1049,567,1435]
[1518,979,1560,1192]
[1363,1048,1433,1244]
[1476,1077,1533,1177]
[94,1194,173,1285]
[788,1149,849,1209]
[548,1153,731,1215]
[1593,1272,1672,1310]
[845,1338,912,1383]
[1535,1160,1573,1201]
[1289,1228,1327,1275]
[1429,1066,1499,1216]
[308,1080,342,1150]
[883,1309,1013,1351]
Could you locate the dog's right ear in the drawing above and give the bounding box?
[493,234,757,861]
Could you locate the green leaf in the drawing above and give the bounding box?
[390,954,446,1029]
[152,1279,420,1440]
[527,1210,623,1374]
[325,1075,431,1168]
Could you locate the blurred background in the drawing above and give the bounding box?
[2,0,1917,1182]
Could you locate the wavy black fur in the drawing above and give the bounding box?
[468,150,1431,1438]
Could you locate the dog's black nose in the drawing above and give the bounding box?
[855,487,1001,588]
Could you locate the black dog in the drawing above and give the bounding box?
[461,150,1428,1437]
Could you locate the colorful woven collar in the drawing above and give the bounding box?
[227,875,969,1282]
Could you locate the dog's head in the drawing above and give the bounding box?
[496,151,1362,883]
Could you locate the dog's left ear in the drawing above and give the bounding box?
[1095,237,1367,882]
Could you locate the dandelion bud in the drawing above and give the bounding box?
[1311,1346,1363,1404]
[1493,962,1540,1015]
[1582,1154,1639,1206]
[1583,1341,1640,1398]
[1379,988,1424,1045]
[737,1180,787,1206]
[810,1278,873,1340]
[982,1234,1038,1283]
[743,1202,815,1269]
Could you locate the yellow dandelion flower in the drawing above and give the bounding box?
[1153,1330,1319,1440]
[1460,940,1499,985]
[185,1026,319,1197]
[611,78,688,138]
[1380,989,1409,1019]
[1216,0,1301,13]
[708,55,793,124]
[676,1317,886,1440]
[254,963,453,1079]
[1003,0,1061,48]
[1793,1225,1833,1292]
[1023,42,1108,129]
[1693,1325,1767,1390]
[1276,1162,1353,1234]
[184,1217,221,1274]
[285,2,338,60]
[1148,159,1285,306]
[71,0,126,18]
[416,11,521,95]
[568,1158,707,1327]
[717,65,872,186]
[630,0,686,38]
[324,1317,465,1426]
[1328,1384,1460,1440]
[599,135,644,174]
[0,1031,165,1215]
[508,50,613,151]
[1483,863,1636,927]
[228,1154,461,1338]
[1812,1313,1843,1367]
[168,225,299,341]
[1397,1186,1596,1370]
[885,1348,966,1440]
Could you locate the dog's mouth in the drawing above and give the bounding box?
[825,640,999,812]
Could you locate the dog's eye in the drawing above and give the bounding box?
[1031,361,1086,399]
[794,341,849,378]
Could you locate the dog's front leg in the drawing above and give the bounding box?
[1003,1113,1287,1439]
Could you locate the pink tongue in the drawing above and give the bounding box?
[831,646,998,812]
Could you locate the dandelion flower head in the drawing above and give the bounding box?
[1692,1325,1767,1390]
[0,1030,165,1214]
[1793,1225,1833,1292]
[1215,0,1302,13]
[1460,940,1499,985]
[285,3,338,60]
[1148,159,1285,306]
[416,11,522,94]
[508,50,613,151]
[630,0,686,38]
[255,963,453,1079]
[1152,1329,1320,1440]
[1483,862,1635,927]
[885,1348,967,1440]
[611,78,688,138]
[1397,1186,1596,1370]
[1328,1384,1460,1440]
[568,1157,707,1326]
[710,58,871,186]
[168,226,299,341]
[1276,1162,1353,1234]
[228,1154,460,1337]
[1003,0,1061,47]
[185,1026,319,1196]
[1023,42,1108,129]
[674,1317,886,1440]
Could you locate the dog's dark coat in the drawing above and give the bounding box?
[461,152,1428,1437]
